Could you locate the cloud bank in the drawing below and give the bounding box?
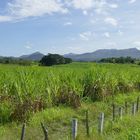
[0,0,119,22]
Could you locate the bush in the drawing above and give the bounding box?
[137,62,140,65]
[0,57,33,66]
[0,101,13,123]
[100,57,135,64]
[40,54,72,66]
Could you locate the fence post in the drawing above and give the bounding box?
[85,110,89,136]
[125,101,128,114]
[136,97,139,112]
[21,123,26,140]
[118,107,123,120]
[112,104,115,121]
[41,122,49,140]
[72,118,78,140]
[98,113,104,134]
[132,103,136,116]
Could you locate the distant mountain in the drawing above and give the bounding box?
[64,48,140,61]
[20,52,44,61]
[2,48,140,62]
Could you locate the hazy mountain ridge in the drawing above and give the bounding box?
[64,48,140,61]
[20,52,44,61]
[1,48,140,61]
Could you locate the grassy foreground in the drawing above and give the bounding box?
[0,62,140,139]
[0,92,140,140]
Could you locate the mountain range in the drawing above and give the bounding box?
[64,48,140,61]
[4,48,140,61]
[20,51,44,61]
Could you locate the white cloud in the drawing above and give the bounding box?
[83,10,88,15]
[104,17,118,27]
[0,0,119,22]
[129,0,136,4]
[72,0,93,10]
[25,46,32,49]
[79,31,92,41]
[95,8,105,14]
[0,0,69,22]
[64,22,72,26]
[109,4,118,9]
[71,0,111,15]
[7,0,68,19]
[93,0,107,15]
[25,42,33,49]
[133,41,140,47]
[94,1,116,15]
[103,32,110,38]
[107,41,117,47]
[118,30,123,36]
[90,18,99,24]
[0,16,13,22]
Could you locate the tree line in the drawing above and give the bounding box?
[99,57,136,64]
[0,57,33,65]
[1,55,140,66]
[0,54,72,66]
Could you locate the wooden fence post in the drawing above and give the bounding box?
[136,97,139,112]
[112,104,115,121]
[118,107,123,120]
[98,113,104,134]
[72,119,78,140]
[85,110,89,136]
[41,122,49,140]
[125,101,128,114]
[21,123,26,140]
[132,103,136,116]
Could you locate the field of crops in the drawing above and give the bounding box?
[1,62,140,139]
[0,62,140,124]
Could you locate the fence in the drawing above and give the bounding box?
[19,96,140,140]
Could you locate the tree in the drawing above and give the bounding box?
[65,58,72,64]
[40,54,72,66]
[99,57,136,64]
[0,57,32,66]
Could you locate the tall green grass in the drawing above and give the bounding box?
[0,63,140,123]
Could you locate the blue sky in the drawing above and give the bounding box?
[0,0,140,56]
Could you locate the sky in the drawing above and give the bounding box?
[0,0,140,56]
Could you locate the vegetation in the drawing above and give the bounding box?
[99,57,136,64]
[0,62,140,122]
[0,57,33,65]
[1,92,140,140]
[0,62,140,139]
[40,54,72,66]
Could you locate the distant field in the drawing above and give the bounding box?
[0,62,140,139]
[0,62,140,122]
